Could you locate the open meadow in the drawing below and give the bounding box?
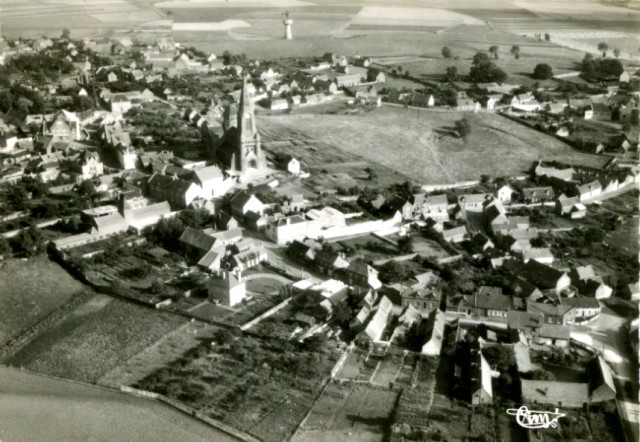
[259,106,607,184]
[0,256,86,346]
[6,295,186,383]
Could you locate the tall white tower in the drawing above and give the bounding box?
[283,11,292,40]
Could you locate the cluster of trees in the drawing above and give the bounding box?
[143,208,213,252]
[468,52,507,83]
[125,107,201,150]
[581,53,624,79]
[0,177,49,214]
[1,53,74,82]
[221,50,247,66]
[0,83,46,114]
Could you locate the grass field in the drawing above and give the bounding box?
[6,295,186,383]
[1,366,238,442]
[0,256,86,346]
[259,106,606,184]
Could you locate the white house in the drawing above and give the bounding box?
[496,185,514,203]
[190,165,224,197]
[208,271,245,307]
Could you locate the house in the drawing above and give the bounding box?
[456,98,480,112]
[619,71,630,83]
[591,103,611,121]
[208,272,245,307]
[79,151,104,180]
[197,250,222,272]
[288,239,320,262]
[527,302,576,325]
[521,380,588,408]
[588,356,617,402]
[562,297,600,321]
[442,226,467,243]
[179,227,218,257]
[522,248,554,265]
[458,194,489,211]
[471,287,513,318]
[231,244,268,271]
[577,180,602,202]
[189,165,224,198]
[215,211,239,231]
[621,282,640,302]
[270,99,288,111]
[519,260,572,294]
[485,96,498,110]
[534,162,575,181]
[496,185,515,203]
[279,154,301,176]
[314,250,349,275]
[472,354,493,405]
[362,296,393,342]
[147,174,202,209]
[400,287,441,313]
[266,215,308,245]
[335,74,362,88]
[421,309,446,356]
[341,259,382,290]
[230,191,265,218]
[507,310,544,336]
[570,266,612,300]
[522,187,555,203]
[556,195,586,219]
[534,324,570,347]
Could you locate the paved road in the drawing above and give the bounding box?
[0,366,240,442]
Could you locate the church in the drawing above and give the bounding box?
[219,76,266,173]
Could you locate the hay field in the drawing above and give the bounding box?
[0,256,86,346]
[259,106,607,184]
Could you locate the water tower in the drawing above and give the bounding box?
[282,11,293,40]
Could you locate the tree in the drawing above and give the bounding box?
[482,345,515,372]
[597,42,608,57]
[622,121,632,133]
[613,48,621,58]
[78,180,97,198]
[469,52,507,83]
[531,369,556,381]
[489,45,499,60]
[441,46,452,59]
[61,28,71,39]
[397,236,414,254]
[533,63,554,80]
[0,236,11,257]
[510,45,520,59]
[631,109,639,126]
[454,117,472,142]
[544,33,550,42]
[445,66,458,81]
[151,278,165,295]
[14,225,44,257]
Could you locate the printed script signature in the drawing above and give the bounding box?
[506,406,566,429]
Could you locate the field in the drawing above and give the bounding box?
[134,334,340,442]
[98,321,214,389]
[259,106,606,184]
[294,383,398,442]
[0,256,86,346]
[6,295,186,383]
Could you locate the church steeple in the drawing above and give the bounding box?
[233,75,265,172]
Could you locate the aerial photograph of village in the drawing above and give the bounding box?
[0,0,638,441]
